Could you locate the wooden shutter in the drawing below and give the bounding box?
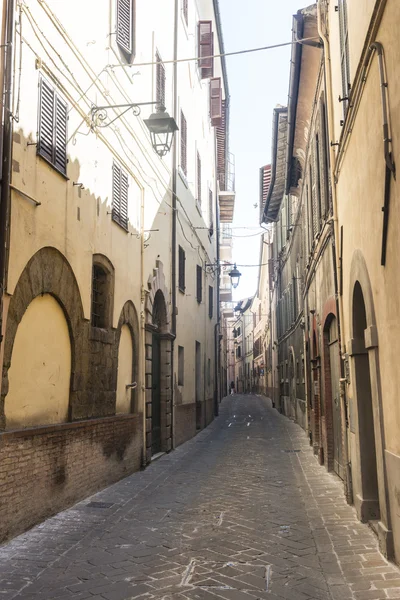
[338,0,350,116]
[38,78,67,175]
[197,151,202,205]
[178,245,185,291]
[180,110,187,176]
[112,163,129,230]
[209,286,213,318]
[54,96,67,174]
[311,146,319,238]
[156,52,166,108]
[183,0,188,25]
[117,0,134,55]
[210,77,222,127]
[209,189,214,236]
[38,78,54,164]
[198,21,214,79]
[196,265,202,303]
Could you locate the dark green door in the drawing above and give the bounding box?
[152,333,161,454]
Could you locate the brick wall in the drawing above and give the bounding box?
[0,414,143,543]
[174,403,196,447]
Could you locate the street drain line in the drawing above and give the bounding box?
[265,565,272,592]
[180,558,196,586]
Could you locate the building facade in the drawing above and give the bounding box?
[0,0,230,542]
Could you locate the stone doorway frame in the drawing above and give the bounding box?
[348,250,393,559]
[144,261,174,464]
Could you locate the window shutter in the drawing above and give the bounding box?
[197,151,202,205]
[156,52,166,108]
[210,77,222,127]
[54,96,67,174]
[38,78,54,164]
[117,0,134,55]
[183,0,188,25]
[198,21,214,79]
[319,100,330,216]
[338,0,350,116]
[196,265,202,303]
[209,189,214,236]
[178,245,185,291]
[208,286,213,318]
[311,145,319,238]
[180,111,187,176]
[112,163,129,230]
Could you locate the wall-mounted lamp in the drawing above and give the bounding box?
[91,102,178,157]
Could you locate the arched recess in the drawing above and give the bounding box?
[1,247,85,430]
[348,249,393,558]
[288,346,296,421]
[5,294,71,429]
[310,320,321,458]
[144,261,173,463]
[322,310,343,478]
[91,254,115,329]
[115,300,140,414]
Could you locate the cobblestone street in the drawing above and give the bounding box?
[1,395,399,600]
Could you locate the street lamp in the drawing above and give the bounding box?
[144,107,179,157]
[228,264,242,289]
[90,102,178,157]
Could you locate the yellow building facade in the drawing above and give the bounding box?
[0,0,230,542]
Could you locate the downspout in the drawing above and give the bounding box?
[317,1,351,500]
[140,188,146,468]
[171,0,178,448]
[0,0,15,346]
[214,186,220,414]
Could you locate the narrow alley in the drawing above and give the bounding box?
[1,395,399,600]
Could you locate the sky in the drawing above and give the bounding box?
[218,0,308,302]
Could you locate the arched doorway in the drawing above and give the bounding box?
[352,281,380,520]
[151,290,167,455]
[311,329,321,457]
[116,324,134,414]
[323,315,343,478]
[288,349,296,421]
[5,294,71,429]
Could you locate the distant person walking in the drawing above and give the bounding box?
[230,381,235,395]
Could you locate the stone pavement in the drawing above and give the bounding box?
[1,395,400,600]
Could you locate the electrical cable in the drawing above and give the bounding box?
[107,37,321,69]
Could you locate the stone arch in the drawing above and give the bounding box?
[1,247,85,429]
[144,260,173,463]
[348,249,393,558]
[116,301,140,414]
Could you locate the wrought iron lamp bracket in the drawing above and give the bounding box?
[90,101,164,128]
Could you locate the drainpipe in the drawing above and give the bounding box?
[0,0,15,347]
[170,0,178,448]
[317,1,352,500]
[140,188,147,468]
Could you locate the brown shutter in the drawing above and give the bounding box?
[210,77,222,127]
[117,0,134,55]
[209,189,214,236]
[112,163,129,230]
[198,21,214,79]
[183,0,188,25]
[216,100,226,189]
[156,52,166,108]
[196,265,202,303]
[54,95,67,174]
[180,110,187,176]
[197,151,202,205]
[38,78,54,164]
[178,245,185,291]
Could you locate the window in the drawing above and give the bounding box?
[112,163,129,230]
[210,77,222,126]
[237,327,241,337]
[338,0,350,117]
[178,346,184,385]
[208,285,213,319]
[196,265,202,303]
[182,0,188,25]
[237,346,241,358]
[116,0,135,57]
[207,358,211,386]
[198,21,214,79]
[156,52,165,108]
[197,151,202,206]
[38,77,67,175]
[180,110,187,176]
[91,265,107,328]
[209,189,214,236]
[178,245,185,292]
